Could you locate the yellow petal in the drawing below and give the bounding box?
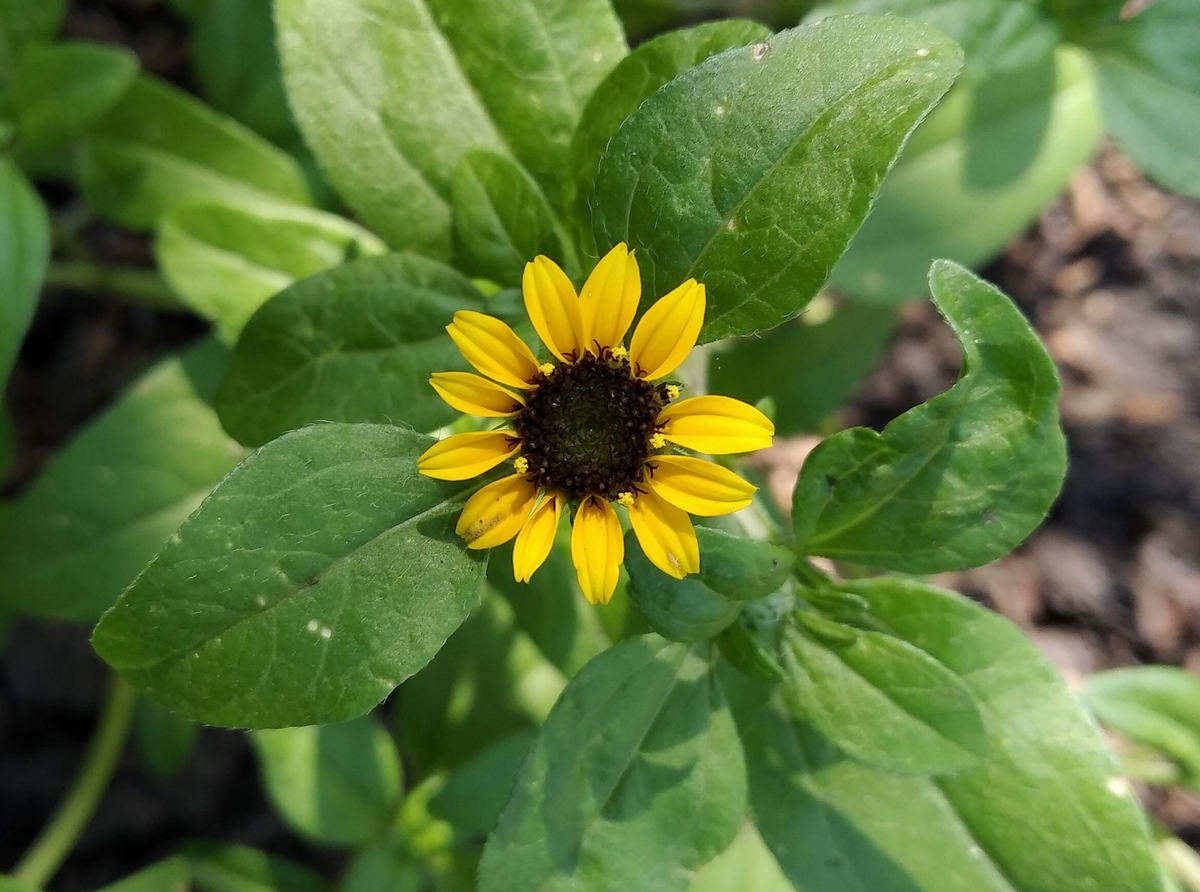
[570,496,623,605]
[647,455,756,516]
[513,492,563,582]
[627,486,699,579]
[523,256,584,362]
[657,395,775,454]
[447,310,540,389]
[580,243,641,353]
[628,279,705,380]
[417,430,519,481]
[430,372,524,418]
[455,474,537,549]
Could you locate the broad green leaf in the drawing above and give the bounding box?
[727,578,1161,892]
[395,591,564,774]
[568,18,771,254]
[276,0,625,255]
[0,339,243,621]
[253,716,402,846]
[0,0,64,78]
[184,843,328,892]
[216,253,486,447]
[831,46,1101,304]
[163,0,209,22]
[693,527,793,602]
[1083,666,1200,787]
[79,74,312,230]
[1041,0,1126,38]
[478,635,746,892]
[0,157,47,389]
[134,697,198,781]
[155,198,386,341]
[709,300,897,435]
[341,840,424,892]
[793,261,1066,573]
[0,879,38,892]
[452,150,566,287]
[625,529,741,643]
[590,16,962,343]
[689,824,791,892]
[3,42,137,151]
[429,729,536,839]
[1088,0,1200,199]
[92,424,487,729]
[780,613,987,774]
[193,0,299,148]
[92,859,189,892]
[487,536,610,678]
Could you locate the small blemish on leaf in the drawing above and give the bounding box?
[825,474,838,488]
[306,619,319,632]
[982,508,996,524]
[306,575,320,586]
[750,42,769,61]
[916,47,930,57]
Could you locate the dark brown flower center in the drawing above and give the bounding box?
[513,352,671,502]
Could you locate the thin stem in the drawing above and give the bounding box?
[792,556,832,591]
[13,675,137,890]
[1160,837,1200,892]
[43,260,183,310]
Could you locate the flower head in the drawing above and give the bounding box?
[418,244,774,605]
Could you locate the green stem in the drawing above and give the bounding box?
[792,556,832,590]
[44,260,183,310]
[1160,837,1200,892]
[13,675,137,890]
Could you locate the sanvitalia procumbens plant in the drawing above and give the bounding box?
[0,0,1177,889]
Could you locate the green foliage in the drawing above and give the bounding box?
[0,156,47,390]
[253,716,403,846]
[478,635,746,892]
[793,261,1066,573]
[429,730,536,840]
[689,824,791,892]
[184,843,329,892]
[79,75,312,230]
[134,698,198,781]
[591,16,962,342]
[92,424,487,728]
[216,254,486,446]
[0,0,64,79]
[625,530,741,642]
[155,198,386,341]
[0,340,243,620]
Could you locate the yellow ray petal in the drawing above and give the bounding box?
[447,310,540,389]
[580,243,641,353]
[430,372,524,418]
[628,279,705,380]
[513,492,563,582]
[657,395,775,454]
[646,455,756,516]
[627,486,699,579]
[523,256,584,362]
[417,430,519,482]
[455,474,537,549]
[570,496,623,605]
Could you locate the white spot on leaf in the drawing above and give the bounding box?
[306,619,320,632]
[750,42,769,61]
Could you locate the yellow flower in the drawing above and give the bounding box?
[418,244,774,605]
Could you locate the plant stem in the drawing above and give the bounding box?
[13,675,137,890]
[1160,837,1200,892]
[43,260,183,310]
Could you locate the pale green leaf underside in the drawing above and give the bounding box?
[0,158,49,389]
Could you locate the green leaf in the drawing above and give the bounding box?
[341,839,424,892]
[781,613,987,774]
[0,407,13,478]
[429,729,536,839]
[1041,0,1126,38]
[452,150,566,288]
[134,697,198,781]
[694,527,793,602]
[727,578,1161,892]
[793,261,1066,573]
[0,339,244,621]
[689,823,792,892]
[155,197,386,341]
[487,536,610,678]
[184,843,329,892]
[193,0,299,148]
[162,0,209,22]
[253,715,403,846]
[1088,0,1200,199]
[395,591,564,774]
[216,253,486,447]
[92,859,190,892]
[0,157,47,389]
[710,300,896,435]
[91,423,487,729]
[830,46,1101,303]
[1083,666,1200,787]
[625,529,743,643]
[590,16,963,343]
[79,74,312,230]
[478,635,746,892]
[276,0,625,255]
[0,0,64,78]
[568,18,772,253]
[3,42,137,152]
